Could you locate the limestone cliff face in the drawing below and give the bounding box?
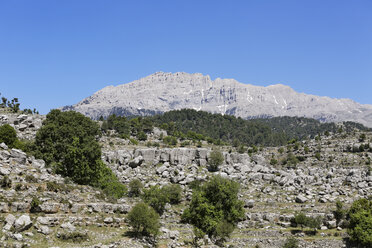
[62,72,372,127]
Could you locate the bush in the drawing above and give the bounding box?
[57,231,89,243]
[127,202,160,237]
[282,237,299,248]
[208,149,224,172]
[142,184,182,215]
[347,198,372,247]
[129,179,143,197]
[163,184,182,204]
[33,110,102,185]
[25,175,38,183]
[0,124,17,148]
[33,110,125,199]
[182,175,244,240]
[0,175,11,189]
[137,131,147,141]
[333,200,345,226]
[30,196,41,213]
[142,185,169,215]
[163,136,177,146]
[290,213,322,232]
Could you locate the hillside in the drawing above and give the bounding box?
[0,110,371,247]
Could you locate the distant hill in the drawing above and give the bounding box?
[62,72,372,127]
[149,109,371,146]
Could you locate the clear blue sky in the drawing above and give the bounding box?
[1,0,371,114]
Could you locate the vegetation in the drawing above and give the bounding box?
[30,196,41,213]
[0,92,39,114]
[333,200,346,226]
[282,237,299,248]
[32,110,126,199]
[346,198,372,247]
[129,179,143,197]
[149,109,357,146]
[182,175,244,241]
[57,232,89,243]
[290,213,322,232]
[127,202,160,237]
[142,184,182,215]
[0,175,11,189]
[208,148,224,172]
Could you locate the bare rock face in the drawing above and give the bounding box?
[63,72,372,127]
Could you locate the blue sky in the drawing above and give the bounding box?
[0,0,371,114]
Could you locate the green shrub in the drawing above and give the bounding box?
[163,136,177,146]
[57,231,89,243]
[30,196,41,213]
[208,149,224,172]
[137,131,147,141]
[163,184,182,204]
[25,175,38,183]
[347,198,372,247]
[129,138,138,145]
[129,179,143,197]
[290,213,322,233]
[182,175,244,240]
[282,237,299,248]
[270,158,278,165]
[333,200,345,226]
[127,202,160,237]
[0,175,11,189]
[0,124,17,148]
[290,212,307,229]
[142,185,169,215]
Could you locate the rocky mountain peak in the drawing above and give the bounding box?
[62,72,372,127]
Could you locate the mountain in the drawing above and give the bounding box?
[62,72,372,127]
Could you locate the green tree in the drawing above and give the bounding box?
[33,110,126,198]
[142,185,169,215]
[129,179,143,197]
[347,198,372,247]
[162,184,182,204]
[182,176,244,241]
[290,213,307,230]
[127,202,160,237]
[333,200,345,226]
[0,124,17,148]
[208,149,224,172]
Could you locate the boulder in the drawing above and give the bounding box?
[295,195,308,203]
[129,156,144,168]
[14,215,32,232]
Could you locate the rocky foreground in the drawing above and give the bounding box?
[0,112,371,247]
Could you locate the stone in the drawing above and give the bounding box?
[104,217,113,224]
[295,195,308,203]
[40,202,60,213]
[13,233,23,241]
[129,156,144,168]
[61,222,76,232]
[244,199,255,208]
[3,214,16,231]
[38,225,51,235]
[14,214,32,232]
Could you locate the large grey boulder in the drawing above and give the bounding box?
[129,156,144,168]
[14,214,32,232]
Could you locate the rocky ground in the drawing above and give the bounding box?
[0,112,371,247]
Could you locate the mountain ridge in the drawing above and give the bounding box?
[62,72,372,127]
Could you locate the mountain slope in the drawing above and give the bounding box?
[62,72,372,127]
